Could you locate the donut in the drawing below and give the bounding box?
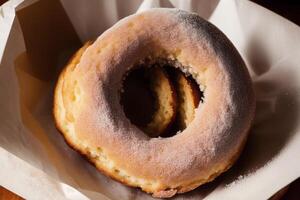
[54,8,255,198]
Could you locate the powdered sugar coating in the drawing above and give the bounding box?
[54,8,255,197]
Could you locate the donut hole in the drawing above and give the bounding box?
[120,58,203,138]
[120,67,157,127]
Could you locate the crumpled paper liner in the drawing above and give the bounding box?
[0,0,300,199]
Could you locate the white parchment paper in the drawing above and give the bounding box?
[0,0,300,199]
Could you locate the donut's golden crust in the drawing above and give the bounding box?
[54,9,255,198]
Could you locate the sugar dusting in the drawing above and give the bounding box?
[54,8,255,196]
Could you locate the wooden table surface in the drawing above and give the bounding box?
[0,0,299,199]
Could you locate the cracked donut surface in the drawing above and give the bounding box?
[54,8,255,198]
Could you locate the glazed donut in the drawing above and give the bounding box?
[54,8,255,198]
